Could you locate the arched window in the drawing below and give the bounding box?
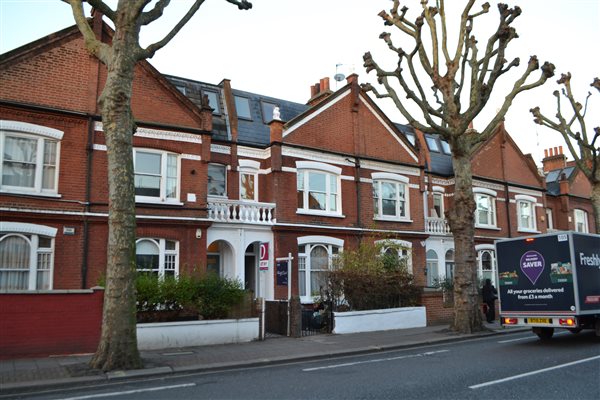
[426,250,439,287]
[445,249,455,280]
[135,238,179,277]
[297,236,343,301]
[476,246,497,287]
[0,222,56,290]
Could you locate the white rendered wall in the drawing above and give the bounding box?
[333,307,426,334]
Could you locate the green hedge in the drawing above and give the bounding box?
[320,241,422,311]
[136,274,246,320]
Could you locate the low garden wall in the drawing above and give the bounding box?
[333,306,426,334]
[0,288,104,359]
[137,317,259,350]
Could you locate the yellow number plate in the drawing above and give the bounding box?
[528,318,550,324]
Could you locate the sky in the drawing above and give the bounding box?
[1,0,598,166]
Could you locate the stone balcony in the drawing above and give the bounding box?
[208,199,276,225]
[425,217,451,235]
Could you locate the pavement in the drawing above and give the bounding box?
[0,321,527,396]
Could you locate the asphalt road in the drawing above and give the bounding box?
[13,330,600,400]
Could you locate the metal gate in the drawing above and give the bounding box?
[301,303,333,336]
[265,300,288,336]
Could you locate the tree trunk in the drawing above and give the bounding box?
[90,41,142,371]
[447,153,484,333]
[591,181,600,234]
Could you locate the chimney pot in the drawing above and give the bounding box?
[320,77,330,92]
[554,146,559,155]
[559,145,563,155]
[346,73,359,85]
[544,149,548,158]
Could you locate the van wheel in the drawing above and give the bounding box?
[533,327,554,340]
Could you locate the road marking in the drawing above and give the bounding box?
[302,350,449,372]
[498,331,568,343]
[59,383,196,400]
[469,355,600,389]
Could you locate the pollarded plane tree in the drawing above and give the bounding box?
[63,0,252,371]
[362,0,554,333]
[531,75,600,232]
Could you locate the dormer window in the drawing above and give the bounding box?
[261,101,279,123]
[425,136,439,152]
[202,90,220,114]
[234,96,252,120]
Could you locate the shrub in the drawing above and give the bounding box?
[321,241,421,311]
[135,273,246,320]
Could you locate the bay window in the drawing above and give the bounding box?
[474,188,497,228]
[1,120,62,195]
[296,161,341,215]
[574,209,589,233]
[516,195,537,232]
[297,236,343,301]
[134,149,179,203]
[372,172,410,221]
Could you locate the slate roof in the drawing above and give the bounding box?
[545,166,576,196]
[164,75,308,146]
[232,88,308,146]
[394,123,454,176]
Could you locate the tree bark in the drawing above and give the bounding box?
[89,32,142,371]
[447,151,484,333]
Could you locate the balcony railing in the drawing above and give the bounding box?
[425,217,451,235]
[208,199,276,225]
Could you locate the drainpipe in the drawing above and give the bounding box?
[81,116,94,288]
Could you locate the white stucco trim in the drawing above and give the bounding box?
[296,161,342,175]
[432,185,445,193]
[0,222,57,237]
[238,159,261,171]
[0,120,63,140]
[473,187,497,197]
[475,244,495,251]
[371,172,410,184]
[297,235,344,247]
[375,239,413,249]
[515,194,537,203]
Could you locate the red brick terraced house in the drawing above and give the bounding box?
[1,18,596,324]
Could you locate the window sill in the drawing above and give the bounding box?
[296,210,345,218]
[518,228,540,234]
[475,225,501,231]
[135,198,184,206]
[207,195,229,200]
[0,190,61,199]
[373,217,412,223]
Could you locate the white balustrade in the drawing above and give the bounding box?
[208,199,275,224]
[425,217,451,235]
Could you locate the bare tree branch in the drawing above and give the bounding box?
[140,0,171,25]
[83,0,116,20]
[63,0,111,64]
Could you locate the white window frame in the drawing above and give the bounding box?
[135,238,179,278]
[0,120,62,196]
[297,236,343,303]
[0,222,57,290]
[474,188,497,229]
[296,161,342,217]
[574,209,589,233]
[476,244,497,287]
[432,186,445,219]
[376,239,413,273]
[515,194,538,233]
[133,148,181,204]
[426,249,439,287]
[546,208,554,231]
[207,163,227,198]
[372,172,410,222]
[238,159,260,202]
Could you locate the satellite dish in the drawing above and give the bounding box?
[334,73,345,82]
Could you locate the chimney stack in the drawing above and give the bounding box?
[307,76,333,106]
[542,146,566,173]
